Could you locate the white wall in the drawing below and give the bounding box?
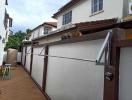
[31,47,45,88]
[57,0,124,28]
[119,47,132,100]
[25,46,31,72]
[46,39,105,100]
[0,0,6,65]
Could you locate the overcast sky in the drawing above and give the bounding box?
[7,0,70,32]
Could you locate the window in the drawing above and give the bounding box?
[44,27,50,34]
[92,0,103,13]
[62,11,72,25]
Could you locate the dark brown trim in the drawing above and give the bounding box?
[42,46,49,92]
[24,46,27,67]
[30,45,34,75]
[21,46,23,64]
[115,39,132,47]
[22,66,51,100]
[104,45,120,100]
[103,28,121,100]
[33,30,108,48]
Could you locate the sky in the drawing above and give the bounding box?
[7,0,70,32]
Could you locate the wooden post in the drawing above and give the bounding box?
[21,45,23,65]
[42,45,49,92]
[30,44,34,75]
[103,29,121,100]
[24,46,27,67]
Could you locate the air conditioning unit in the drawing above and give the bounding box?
[129,2,132,14]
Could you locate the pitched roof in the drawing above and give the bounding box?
[44,22,57,27]
[52,0,81,18]
[31,22,57,33]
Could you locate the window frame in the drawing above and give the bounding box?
[92,0,103,14]
[62,11,72,25]
[44,27,50,35]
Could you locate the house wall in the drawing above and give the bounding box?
[31,47,45,88]
[46,39,105,100]
[0,0,6,65]
[29,25,57,41]
[57,0,124,28]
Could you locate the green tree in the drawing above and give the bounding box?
[5,31,26,51]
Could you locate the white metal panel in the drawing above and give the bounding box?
[22,47,26,66]
[49,39,104,60]
[31,47,45,88]
[25,46,31,72]
[119,47,132,100]
[46,39,104,100]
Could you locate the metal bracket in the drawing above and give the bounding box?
[96,30,112,65]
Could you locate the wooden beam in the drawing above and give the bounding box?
[24,46,27,67]
[42,45,49,92]
[30,45,34,75]
[115,39,132,47]
[42,46,49,91]
[21,45,23,65]
[103,28,121,100]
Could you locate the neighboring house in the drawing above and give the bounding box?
[29,22,57,41]
[0,0,13,65]
[52,0,130,29]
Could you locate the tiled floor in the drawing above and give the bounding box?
[0,66,47,100]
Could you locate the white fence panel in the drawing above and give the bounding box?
[31,47,45,88]
[25,46,31,72]
[46,39,105,100]
[119,47,132,100]
[22,47,26,66]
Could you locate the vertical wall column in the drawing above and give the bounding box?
[30,44,34,75]
[21,45,23,64]
[103,29,121,100]
[42,45,49,92]
[24,46,27,67]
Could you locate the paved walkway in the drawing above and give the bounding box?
[0,67,47,100]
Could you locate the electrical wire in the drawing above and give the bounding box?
[24,53,96,62]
